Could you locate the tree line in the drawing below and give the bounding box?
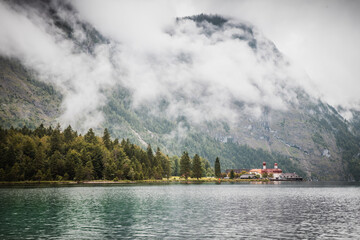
[0,124,219,181]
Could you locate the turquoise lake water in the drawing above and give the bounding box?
[1,182,360,239]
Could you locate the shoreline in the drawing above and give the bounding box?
[0,178,269,185]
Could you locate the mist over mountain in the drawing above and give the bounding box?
[0,0,359,180]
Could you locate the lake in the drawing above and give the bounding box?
[1,182,359,239]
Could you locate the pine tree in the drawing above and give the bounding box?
[162,155,171,179]
[147,144,154,167]
[50,124,62,154]
[180,152,191,179]
[230,169,235,179]
[64,125,75,143]
[171,156,180,176]
[65,149,81,180]
[34,145,45,174]
[50,150,65,178]
[192,154,202,179]
[91,145,104,179]
[84,128,97,144]
[4,145,16,169]
[46,126,53,136]
[102,128,112,150]
[0,123,226,182]
[154,147,164,176]
[84,161,95,180]
[34,123,46,138]
[215,157,221,178]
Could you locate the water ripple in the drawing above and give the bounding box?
[0,183,359,239]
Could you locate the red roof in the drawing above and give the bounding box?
[249,168,282,174]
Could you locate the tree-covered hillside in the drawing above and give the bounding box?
[0,124,215,181]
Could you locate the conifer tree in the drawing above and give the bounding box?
[50,150,65,178]
[215,157,221,178]
[64,125,74,143]
[84,128,97,144]
[0,123,228,182]
[147,144,154,167]
[162,155,171,179]
[180,151,191,179]
[102,128,112,150]
[84,161,95,180]
[34,144,45,172]
[46,126,53,136]
[171,156,180,176]
[50,124,62,154]
[65,149,81,180]
[192,154,202,179]
[230,169,235,179]
[154,147,164,175]
[34,123,46,138]
[91,145,104,179]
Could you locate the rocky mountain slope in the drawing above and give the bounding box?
[0,0,359,180]
[0,56,61,128]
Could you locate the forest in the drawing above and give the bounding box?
[0,124,215,181]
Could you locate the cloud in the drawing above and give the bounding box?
[0,1,117,131]
[1,0,359,134]
[175,0,360,109]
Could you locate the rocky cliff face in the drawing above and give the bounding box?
[0,0,359,180]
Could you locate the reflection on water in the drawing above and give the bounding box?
[1,182,360,239]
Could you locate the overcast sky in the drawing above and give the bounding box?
[75,0,360,109]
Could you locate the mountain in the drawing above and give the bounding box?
[0,1,359,181]
[0,56,61,128]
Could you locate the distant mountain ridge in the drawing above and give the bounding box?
[0,0,359,180]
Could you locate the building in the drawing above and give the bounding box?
[240,174,256,179]
[279,173,303,181]
[249,162,283,179]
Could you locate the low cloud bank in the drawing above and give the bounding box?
[0,0,352,132]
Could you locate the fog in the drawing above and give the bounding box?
[0,0,358,131]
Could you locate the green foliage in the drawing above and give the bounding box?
[0,124,205,182]
[229,170,235,179]
[50,124,62,154]
[161,154,171,179]
[202,157,214,177]
[192,154,202,179]
[102,128,112,150]
[171,156,180,176]
[84,128,97,144]
[214,157,221,178]
[312,132,327,148]
[147,144,154,167]
[180,152,191,179]
[64,125,75,143]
